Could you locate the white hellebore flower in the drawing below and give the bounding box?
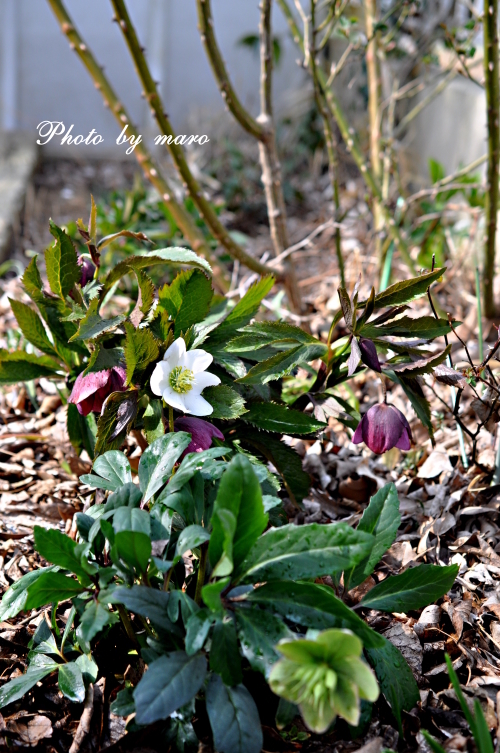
[150,337,220,416]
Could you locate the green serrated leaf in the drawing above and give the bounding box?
[238,343,327,385]
[102,248,212,294]
[358,268,446,309]
[209,276,275,345]
[9,299,58,358]
[206,673,263,753]
[362,316,453,340]
[243,402,325,434]
[46,221,81,299]
[34,526,90,582]
[82,346,124,376]
[133,652,207,725]
[69,298,125,342]
[159,269,213,336]
[209,455,268,577]
[383,346,451,376]
[210,618,242,686]
[0,350,62,384]
[235,522,373,584]
[124,322,159,385]
[135,268,155,316]
[345,483,401,590]
[25,571,85,609]
[202,385,247,419]
[360,563,458,612]
[240,430,310,503]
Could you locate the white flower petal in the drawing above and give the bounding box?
[162,386,187,413]
[163,337,186,368]
[182,391,214,416]
[150,362,169,396]
[193,371,221,390]
[184,349,213,373]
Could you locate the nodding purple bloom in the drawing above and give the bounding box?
[353,402,413,454]
[69,366,126,416]
[359,338,381,372]
[78,256,95,287]
[174,416,224,456]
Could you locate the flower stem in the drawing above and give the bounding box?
[194,544,208,606]
[168,405,174,434]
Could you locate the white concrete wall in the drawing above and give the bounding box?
[0,0,306,156]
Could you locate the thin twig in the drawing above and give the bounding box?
[45,0,229,291]
[110,0,277,280]
[277,0,417,273]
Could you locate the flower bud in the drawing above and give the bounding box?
[359,338,381,372]
[69,366,126,416]
[174,416,224,456]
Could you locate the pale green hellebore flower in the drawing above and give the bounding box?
[269,629,379,733]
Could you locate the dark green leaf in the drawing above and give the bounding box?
[164,447,227,496]
[362,316,453,340]
[111,586,177,632]
[209,276,274,345]
[206,673,263,753]
[9,299,58,357]
[67,404,96,459]
[143,399,165,443]
[346,483,401,590]
[208,455,268,577]
[360,564,458,612]
[80,450,132,491]
[210,618,242,686]
[238,343,327,385]
[235,606,291,678]
[202,385,247,419]
[0,350,61,384]
[139,432,192,503]
[159,269,213,336]
[114,531,151,574]
[124,322,159,385]
[82,346,124,376]
[389,371,433,437]
[240,430,309,503]
[366,637,420,730]
[176,525,210,558]
[110,687,136,717]
[236,522,373,584]
[79,601,117,642]
[0,567,56,621]
[359,268,446,309]
[25,571,85,609]
[105,483,143,511]
[133,652,207,725]
[46,220,81,299]
[34,526,90,581]
[246,580,384,649]
[243,402,325,434]
[113,507,150,535]
[58,662,85,703]
[185,610,215,655]
[69,298,125,342]
[383,346,451,376]
[0,666,58,709]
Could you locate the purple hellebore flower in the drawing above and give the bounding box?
[68,366,126,416]
[359,338,381,372]
[352,402,413,454]
[174,416,224,456]
[78,255,95,287]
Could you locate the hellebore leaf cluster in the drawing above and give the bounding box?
[0,436,458,750]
